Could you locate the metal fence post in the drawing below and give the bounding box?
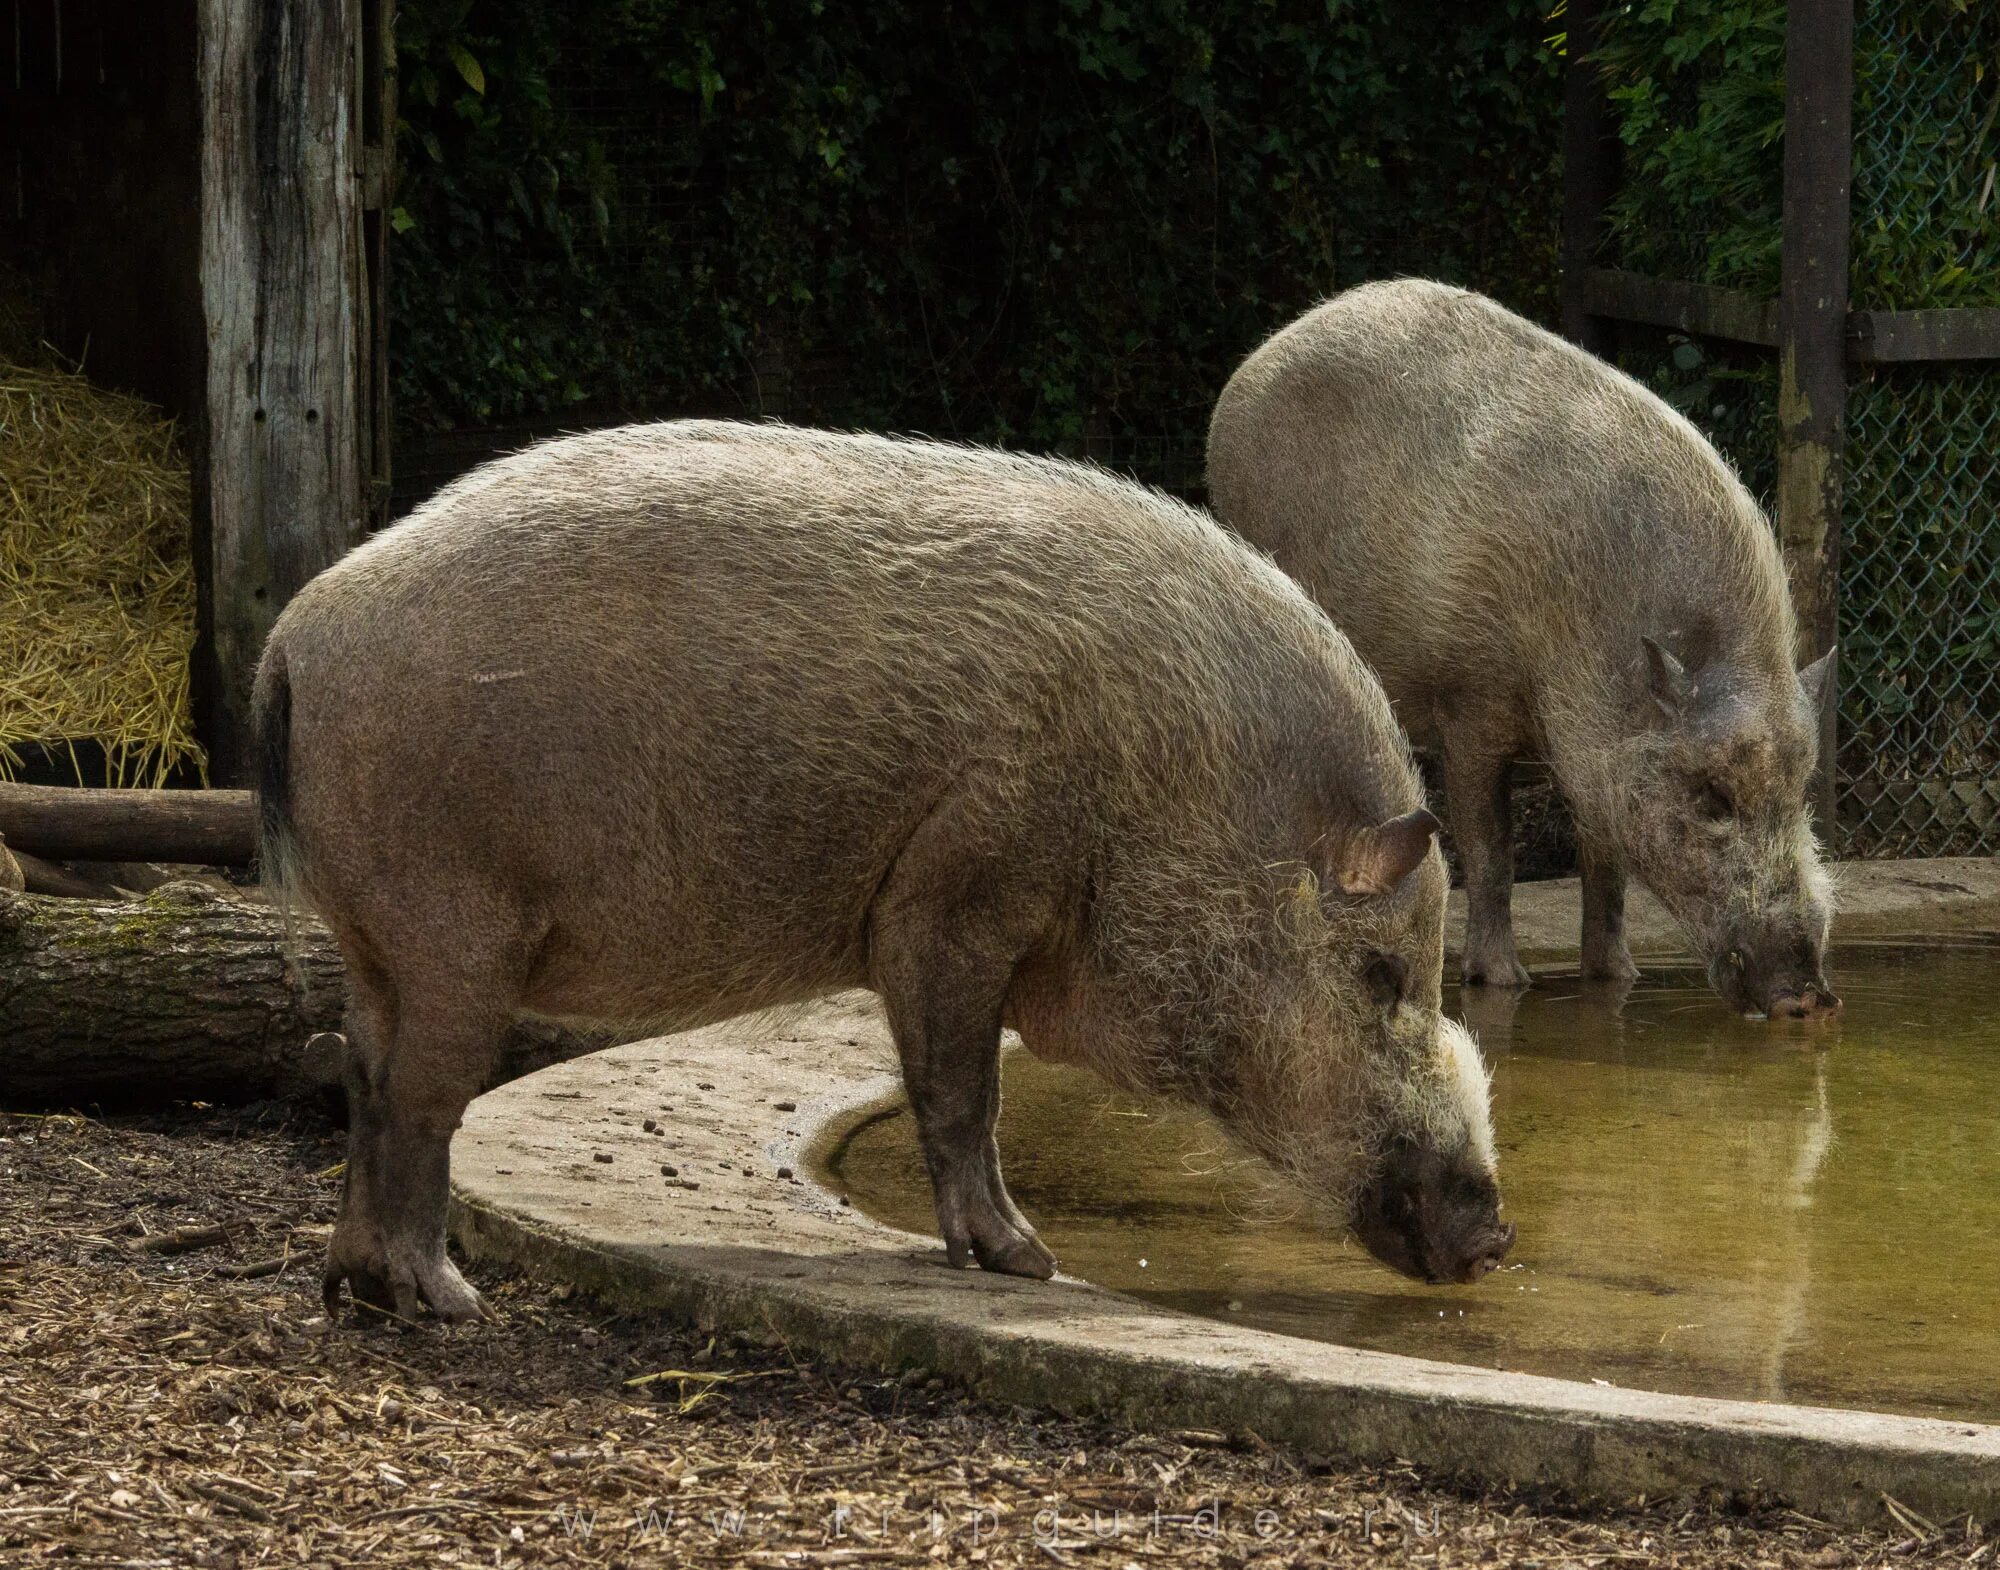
[1776,0,1854,826]
[1560,0,1617,356]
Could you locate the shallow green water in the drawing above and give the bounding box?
[819,938,2000,1423]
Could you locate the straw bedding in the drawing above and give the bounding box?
[0,349,202,784]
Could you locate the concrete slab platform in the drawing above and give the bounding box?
[450,860,2000,1526]
[1454,854,2000,965]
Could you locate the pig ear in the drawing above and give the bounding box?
[1798,646,1836,715]
[1642,635,1695,718]
[1336,808,1441,897]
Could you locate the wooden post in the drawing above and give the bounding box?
[1560,0,1618,356]
[1776,0,1853,824]
[197,0,368,783]
[358,0,398,534]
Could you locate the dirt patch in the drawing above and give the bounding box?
[0,1106,1978,1566]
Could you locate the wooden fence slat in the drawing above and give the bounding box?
[1576,269,1781,348]
[1848,308,2000,364]
[358,0,397,534]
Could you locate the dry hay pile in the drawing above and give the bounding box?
[0,354,203,784]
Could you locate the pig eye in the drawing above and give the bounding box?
[1698,782,1735,821]
[1363,953,1407,1009]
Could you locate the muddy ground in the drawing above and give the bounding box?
[0,1105,1982,1568]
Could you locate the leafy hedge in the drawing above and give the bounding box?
[1593,0,2000,308]
[1590,0,2000,479]
[389,0,1563,472]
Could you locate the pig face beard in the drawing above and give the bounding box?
[1560,732,1832,965]
[1394,1016,1497,1177]
[1210,1008,1500,1237]
[1104,854,1485,1228]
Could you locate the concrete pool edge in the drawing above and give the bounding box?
[446,870,2000,1529]
[452,1180,2000,1526]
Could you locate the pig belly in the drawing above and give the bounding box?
[515,873,875,1033]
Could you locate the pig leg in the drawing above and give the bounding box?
[869,813,1061,1281]
[1579,841,1640,982]
[873,947,1057,1279]
[323,953,506,1324]
[1444,740,1531,988]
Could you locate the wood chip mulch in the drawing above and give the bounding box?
[0,1104,1985,1567]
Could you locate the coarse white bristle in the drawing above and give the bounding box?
[1439,1017,1496,1175]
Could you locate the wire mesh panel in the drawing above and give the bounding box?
[1839,365,2000,855]
[1837,0,2000,855]
[1585,0,2000,858]
[1849,0,2000,313]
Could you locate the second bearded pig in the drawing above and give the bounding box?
[1208,280,1838,1019]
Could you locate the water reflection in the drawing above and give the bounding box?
[818,939,2000,1422]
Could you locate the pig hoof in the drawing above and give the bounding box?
[412,1261,493,1325]
[1581,952,1639,984]
[1462,958,1531,989]
[942,1220,1058,1280]
[323,1252,492,1326]
[324,1262,390,1321]
[976,1232,1059,1280]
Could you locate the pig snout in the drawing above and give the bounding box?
[1352,1138,1514,1286]
[1709,935,1841,1021]
[1451,1219,1518,1283]
[1766,982,1841,1020]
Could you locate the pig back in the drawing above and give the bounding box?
[1208,280,1792,741]
[272,421,1397,1023]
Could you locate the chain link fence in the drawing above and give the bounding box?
[1597,0,1999,859]
[1838,0,2000,856]
[1841,366,2000,855]
[398,4,2000,861]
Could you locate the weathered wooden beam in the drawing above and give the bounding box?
[1776,0,1853,826]
[358,0,398,533]
[1576,268,1781,348]
[1848,308,2000,363]
[197,0,368,783]
[1560,0,1619,355]
[0,784,256,865]
[1578,279,2000,364]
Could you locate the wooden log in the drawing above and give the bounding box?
[11,849,127,900]
[13,852,200,899]
[0,783,255,864]
[217,1255,289,1280]
[130,1223,232,1256]
[0,884,616,1106]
